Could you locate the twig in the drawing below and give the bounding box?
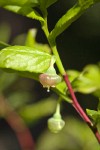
[63,73,100,144]
[0,95,35,150]
[6,110,35,150]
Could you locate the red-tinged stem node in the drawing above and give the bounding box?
[63,73,100,144]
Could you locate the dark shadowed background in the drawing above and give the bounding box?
[0,0,100,149]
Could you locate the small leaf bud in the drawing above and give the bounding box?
[48,117,65,133]
[47,103,65,133]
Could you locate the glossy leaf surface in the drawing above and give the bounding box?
[0,46,52,73]
[0,0,38,7]
[49,4,82,41]
[73,65,100,94]
[49,0,100,41]
[4,5,44,23]
[0,0,58,8]
[86,109,100,124]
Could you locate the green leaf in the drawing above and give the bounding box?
[54,81,70,103]
[25,28,51,53]
[39,0,58,9]
[54,65,100,102]
[78,0,100,8]
[49,1,98,41]
[51,70,79,103]
[19,98,57,124]
[72,64,100,94]
[0,41,10,49]
[78,0,94,8]
[0,0,59,8]
[0,0,38,7]
[0,0,58,19]
[66,70,80,82]
[53,70,80,103]
[37,117,100,150]
[49,4,83,41]
[32,43,51,54]
[17,71,39,80]
[0,46,52,74]
[4,5,44,23]
[25,28,37,47]
[86,109,100,124]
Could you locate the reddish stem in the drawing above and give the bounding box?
[0,95,35,150]
[6,110,35,150]
[63,73,100,144]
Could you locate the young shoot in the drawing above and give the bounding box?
[48,103,65,133]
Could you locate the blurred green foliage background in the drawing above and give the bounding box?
[0,0,100,149]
